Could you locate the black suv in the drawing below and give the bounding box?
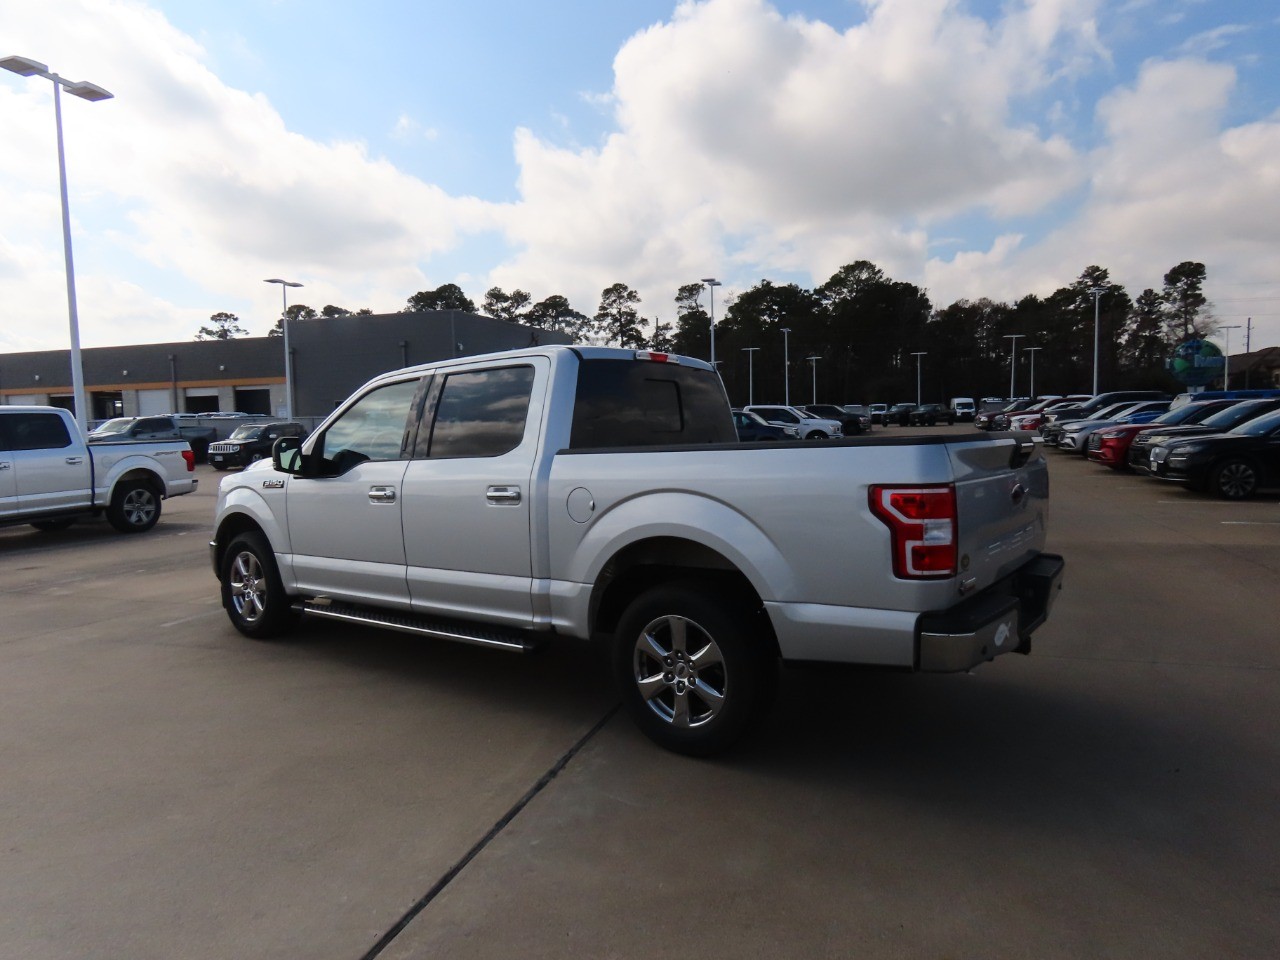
[208,422,308,470]
[908,403,956,426]
[802,404,866,435]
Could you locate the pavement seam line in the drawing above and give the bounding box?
[357,703,622,960]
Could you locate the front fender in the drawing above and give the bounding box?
[213,480,292,583]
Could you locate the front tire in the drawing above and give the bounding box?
[107,480,161,533]
[613,582,775,756]
[220,532,297,638]
[804,430,828,440]
[1212,459,1258,500]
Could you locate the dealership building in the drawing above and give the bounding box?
[0,311,572,422]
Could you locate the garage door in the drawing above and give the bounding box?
[137,389,171,415]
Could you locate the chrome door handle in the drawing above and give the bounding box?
[0,462,10,470]
[368,485,397,503]
[66,456,85,465]
[486,485,522,504]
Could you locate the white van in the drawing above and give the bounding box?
[950,397,976,422]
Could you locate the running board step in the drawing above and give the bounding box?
[297,599,539,653]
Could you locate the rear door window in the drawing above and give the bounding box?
[424,366,536,459]
[5,412,72,451]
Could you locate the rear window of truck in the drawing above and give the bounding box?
[569,358,735,449]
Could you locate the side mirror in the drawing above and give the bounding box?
[273,436,305,474]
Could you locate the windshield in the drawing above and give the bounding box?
[1199,400,1277,430]
[1087,403,1134,420]
[229,425,264,440]
[1230,409,1280,437]
[90,418,135,436]
[1152,402,1221,426]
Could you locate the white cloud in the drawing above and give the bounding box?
[0,0,504,349]
[923,57,1280,347]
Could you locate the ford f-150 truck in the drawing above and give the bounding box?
[210,346,1063,754]
[1,406,197,533]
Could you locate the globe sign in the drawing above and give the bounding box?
[1167,338,1224,387]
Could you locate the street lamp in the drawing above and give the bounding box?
[1024,346,1043,398]
[1003,334,1024,398]
[742,347,760,405]
[2,55,113,433]
[1219,325,1242,389]
[780,327,792,406]
[265,278,303,418]
[1088,286,1105,395]
[910,352,927,406]
[701,278,721,372]
[805,356,821,404]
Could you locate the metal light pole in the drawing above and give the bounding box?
[805,356,820,404]
[1003,334,1024,398]
[701,278,721,372]
[2,55,113,433]
[780,327,792,406]
[1219,325,1241,389]
[742,347,759,405]
[1088,286,1105,395]
[1024,346,1043,398]
[910,352,927,406]
[265,278,303,418]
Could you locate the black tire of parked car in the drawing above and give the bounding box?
[220,531,299,638]
[805,431,829,440]
[106,479,161,533]
[613,581,777,756]
[1211,458,1259,500]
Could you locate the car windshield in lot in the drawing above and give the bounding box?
[1145,402,1228,426]
[1194,399,1280,431]
[1228,408,1280,437]
[89,418,135,437]
[228,425,265,440]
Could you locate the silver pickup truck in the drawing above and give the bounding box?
[210,346,1063,754]
[1,406,197,533]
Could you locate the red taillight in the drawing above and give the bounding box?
[182,449,195,471]
[868,484,957,579]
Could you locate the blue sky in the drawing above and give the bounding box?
[2,0,1279,356]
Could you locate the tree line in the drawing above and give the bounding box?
[195,260,1215,406]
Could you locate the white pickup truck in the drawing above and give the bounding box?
[210,346,1063,754]
[1,406,197,534]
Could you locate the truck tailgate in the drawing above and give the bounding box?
[947,434,1048,591]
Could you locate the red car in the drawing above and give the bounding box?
[1086,399,1242,469]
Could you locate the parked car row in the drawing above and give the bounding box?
[1041,395,1280,500]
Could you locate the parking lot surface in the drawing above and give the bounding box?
[2,432,1277,959]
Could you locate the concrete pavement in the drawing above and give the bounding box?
[1,441,1277,959]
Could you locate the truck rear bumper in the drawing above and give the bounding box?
[917,553,1064,672]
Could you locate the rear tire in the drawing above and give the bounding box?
[613,582,776,756]
[1212,459,1258,500]
[107,480,161,533]
[220,532,298,638]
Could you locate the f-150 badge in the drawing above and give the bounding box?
[262,479,285,489]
